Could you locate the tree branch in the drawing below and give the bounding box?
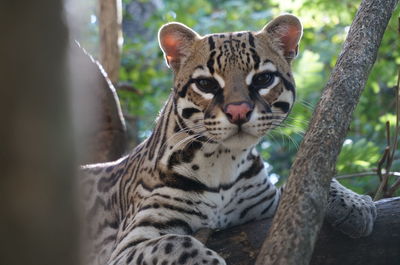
[255,1,399,264]
[336,170,400,179]
[206,197,400,265]
[375,65,400,199]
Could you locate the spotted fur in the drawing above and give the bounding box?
[80,15,377,265]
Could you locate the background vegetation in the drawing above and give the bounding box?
[79,0,400,196]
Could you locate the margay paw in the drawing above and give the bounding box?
[326,189,377,238]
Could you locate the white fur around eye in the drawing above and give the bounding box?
[259,76,280,96]
[213,73,225,88]
[192,68,211,78]
[246,62,280,88]
[258,62,277,72]
[246,62,278,86]
[191,83,214,100]
[191,68,224,100]
[246,69,255,86]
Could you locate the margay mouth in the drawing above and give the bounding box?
[224,130,257,141]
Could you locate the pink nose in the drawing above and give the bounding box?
[224,102,253,125]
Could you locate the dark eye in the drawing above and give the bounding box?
[252,72,274,88]
[195,78,219,93]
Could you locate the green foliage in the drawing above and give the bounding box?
[337,139,380,173]
[79,0,400,195]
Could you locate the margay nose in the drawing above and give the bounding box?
[224,102,254,125]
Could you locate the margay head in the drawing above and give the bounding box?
[159,14,302,150]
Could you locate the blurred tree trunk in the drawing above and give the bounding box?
[0,1,79,265]
[99,0,122,84]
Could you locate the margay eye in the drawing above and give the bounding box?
[252,72,274,88]
[195,78,219,93]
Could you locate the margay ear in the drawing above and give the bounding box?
[260,14,303,61]
[158,22,200,72]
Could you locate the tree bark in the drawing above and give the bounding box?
[206,197,400,265]
[0,1,78,265]
[255,0,399,264]
[99,0,122,84]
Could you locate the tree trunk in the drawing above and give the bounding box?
[205,197,400,265]
[0,1,78,265]
[99,0,122,84]
[255,0,399,264]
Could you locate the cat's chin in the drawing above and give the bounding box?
[221,132,260,150]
